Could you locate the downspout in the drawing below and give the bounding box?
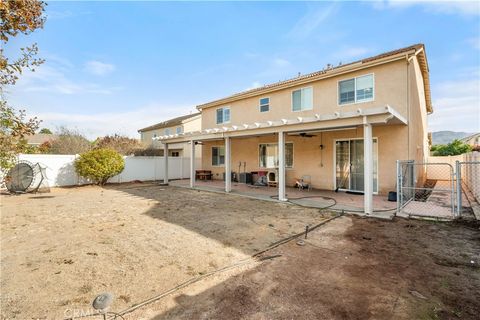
[406,54,411,160]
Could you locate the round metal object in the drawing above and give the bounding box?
[296,240,305,246]
[92,292,114,311]
[5,162,35,192]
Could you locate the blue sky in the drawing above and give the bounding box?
[4,0,480,138]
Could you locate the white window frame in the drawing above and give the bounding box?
[258,142,294,169]
[259,97,270,113]
[337,73,375,106]
[176,127,182,134]
[291,86,313,112]
[164,128,171,135]
[216,107,231,124]
[333,137,379,194]
[211,146,225,167]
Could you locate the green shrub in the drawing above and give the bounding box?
[432,139,472,156]
[75,148,125,185]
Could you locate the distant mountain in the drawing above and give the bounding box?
[431,131,473,145]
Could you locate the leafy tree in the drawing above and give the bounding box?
[1,0,46,89]
[94,134,144,156]
[0,1,45,170]
[75,148,125,185]
[133,147,163,156]
[432,139,472,156]
[39,128,52,134]
[49,127,92,155]
[0,101,40,169]
[38,140,51,153]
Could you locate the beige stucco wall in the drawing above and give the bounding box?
[139,115,202,158]
[200,124,408,194]
[201,59,408,130]
[408,57,430,185]
[193,56,432,195]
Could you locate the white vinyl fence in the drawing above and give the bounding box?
[15,154,200,187]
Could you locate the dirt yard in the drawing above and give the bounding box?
[1,183,479,320]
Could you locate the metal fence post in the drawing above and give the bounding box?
[455,160,461,218]
[396,160,400,215]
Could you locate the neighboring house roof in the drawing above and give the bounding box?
[138,112,201,133]
[196,43,433,114]
[460,133,480,144]
[26,133,57,145]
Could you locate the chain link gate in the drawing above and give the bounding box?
[397,161,456,219]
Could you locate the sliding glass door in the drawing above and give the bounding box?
[335,139,378,193]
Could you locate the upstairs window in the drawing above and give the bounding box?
[339,79,355,104]
[212,146,225,166]
[339,74,374,105]
[356,74,374,102]
[216,107,230,124]
[164,128,171,135]
[176,127,182,134]
[292,87,313,111]
[259,97,270,112]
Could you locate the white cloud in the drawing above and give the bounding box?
[84,60,116,76]
[467,37,480,50]
[273,58,291,67]
[429,76,480,132]
[373,0,480,16]
[287,3,338,39]
[34,104,196,139]
[10,63,119,95]
[245,81,262,91]
[46,9,92,20]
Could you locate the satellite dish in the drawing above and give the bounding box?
[4,161,47,193]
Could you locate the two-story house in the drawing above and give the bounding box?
[138,112,202,158]
[156,44,432,214]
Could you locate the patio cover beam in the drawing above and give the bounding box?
[278,131,287,201]
[190,140,195,188]
[225,137,231,192]
[155,105,406,144]
[364,119,373,214]
[164,143,168,184]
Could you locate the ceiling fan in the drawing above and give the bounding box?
[299,132,316,138]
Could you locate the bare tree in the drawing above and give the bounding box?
[94,134,145,156]
[49,127,92,155]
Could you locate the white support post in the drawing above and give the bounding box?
[190,140,195,188]
[163,143,169,184]
[278,131,287,201]
[225,136,231,192]
[363,121,373,214]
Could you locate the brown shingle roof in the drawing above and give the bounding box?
[138,112,200,132]
[197,43,432,113]
[26,134,57,145]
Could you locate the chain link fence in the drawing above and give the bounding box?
[397,161,455,219]
[456,152,480,219]
[397,152,480,220]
